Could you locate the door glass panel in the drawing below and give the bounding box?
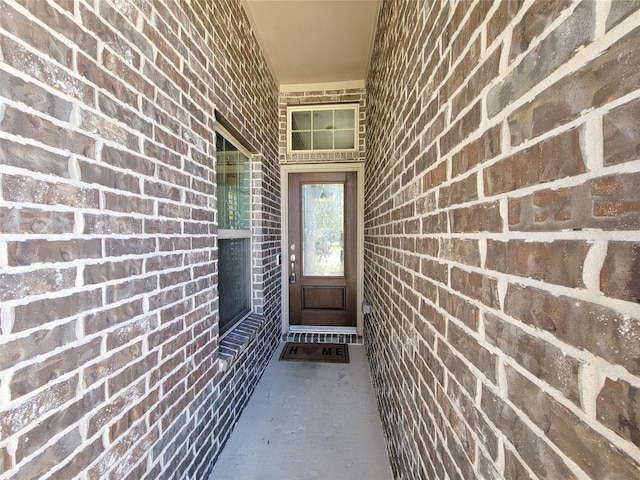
[302,183,344,276]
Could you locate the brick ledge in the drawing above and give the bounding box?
[218,314,267,372]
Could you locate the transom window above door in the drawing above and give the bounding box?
[287,104,358,153]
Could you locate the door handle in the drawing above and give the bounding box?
[289,253,296,284]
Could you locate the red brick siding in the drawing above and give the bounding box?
[364,1,640,479]
[0,0,280,479]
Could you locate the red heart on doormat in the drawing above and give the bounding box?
[302,346,319,355]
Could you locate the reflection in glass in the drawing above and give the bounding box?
[218,238,250,334]
[334,109,355,129]
[291,131,312,150]
[313,131,333,150]
[217,135,250,230]
[313,110,333,130]
[334,130,355,149]
[302,184,344,276]
[292,111,311,130]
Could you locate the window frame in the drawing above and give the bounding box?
[216,125,254,338]
[286,104,359,154]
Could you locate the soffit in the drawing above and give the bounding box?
[241,0,381,90]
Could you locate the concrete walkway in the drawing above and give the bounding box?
[209,343,394,480]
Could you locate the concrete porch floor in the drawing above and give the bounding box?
[209,343,394,479]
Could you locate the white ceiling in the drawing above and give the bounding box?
[242,0,381,89]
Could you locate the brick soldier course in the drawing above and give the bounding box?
[0,0,639,479]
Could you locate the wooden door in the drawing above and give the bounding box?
[288,171,357,327]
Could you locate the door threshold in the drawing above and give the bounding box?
[288,326,358,334]
[283,327,363,345]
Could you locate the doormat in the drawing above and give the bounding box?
[279,342,349,363]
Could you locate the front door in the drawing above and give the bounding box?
[288,171,357,327]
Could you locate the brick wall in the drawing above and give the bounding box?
[364,1,640,479]
[0,0,280,479]
[279,88,366,163]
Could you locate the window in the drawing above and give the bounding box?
[287,104,358,153]
[216,129,252,336]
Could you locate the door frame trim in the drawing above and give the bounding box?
[280,162,365,336]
